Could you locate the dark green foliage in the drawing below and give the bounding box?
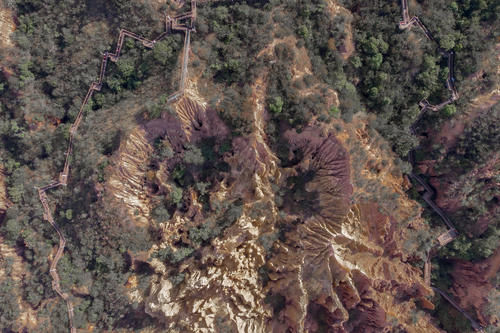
[452,105,499,169]
[0,278,21,331]
[439,226,500,261]
[153,246,194,264]
[258,232,279,252]
[264,293,286,315]
[169,184,184,205]
[169,272,186,286]
[153,137,174,160]
[144,94,174,119]
[403,228,435,261]
[433,297,474,333]
[442,104,457,116]
[152,204,171,222]
[336,0,497,155]
[152,200,244,265]
[183,144,205,165]
[189,222,214,246]
[217,202,243,229]
[430,105,500,257]
[0,0,497,330]
[284,170,319,215]
[195,2,271,133]
[268,96,284,114]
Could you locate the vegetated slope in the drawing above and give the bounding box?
[108,21,440,329]
[409,36,499,332]
[113,91,438,332]
[0,0,498,332]
[0,0,182,331]
[449,248,500,328]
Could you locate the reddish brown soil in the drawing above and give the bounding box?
[450,246,500,327]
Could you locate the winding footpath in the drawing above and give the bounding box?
[399,0,483,331]
[36,3,197,332]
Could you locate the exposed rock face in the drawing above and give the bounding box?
[107,127,153,227]
[100,24,440,329]
[450,247,500,328]
[144,97,230,149]
[147,210,273,332]
[100,67,442,331]
[144,95,276,332]
[265,126,436,333]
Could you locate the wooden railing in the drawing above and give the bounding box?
[399,0,459,112]
[400,1,484,331]
[36,2,197,332]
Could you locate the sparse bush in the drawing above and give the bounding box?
[183,145,205,165]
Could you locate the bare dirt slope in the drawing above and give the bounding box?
[0,5,15,48]
[109,89,440,333]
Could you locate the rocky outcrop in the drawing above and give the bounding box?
[0,166,12,218]
[144,96,229,149]
[265,125,436,333]
[139,108,440,331]
[0,5,15,48]
[101,35,440,330]
[147,208,273,332]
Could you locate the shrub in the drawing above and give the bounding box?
[269,96,284,114]
[183,145,205,165]
[443,104,457,117]
[169,185,183,205]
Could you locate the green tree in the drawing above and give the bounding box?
[368,53,383,69]
[65,209,73,220]
[440,35,455,50]
[183,145,205,165]
[329,105,340,117]
[169,185,183,205]
[443,104,456,117]
[350,56,362,68]
[152,40,174,65]
[189,223,213,245]
[269,96,284,114]
[117,57,135,79]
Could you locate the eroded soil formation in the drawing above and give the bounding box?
[111,92,440,332]
[1,0,498,331]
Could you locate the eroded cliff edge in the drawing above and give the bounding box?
[106,89,440,332]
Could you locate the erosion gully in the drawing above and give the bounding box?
[35,0,483,331]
